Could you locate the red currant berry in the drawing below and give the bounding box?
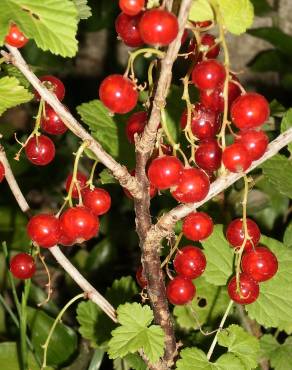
[10,253,36,279]
[148,155,183,190]
[59,231,76,247]
[192,60,226,90]
[136,265,147,288]
[82,187,111,216]
[181,29,189,45]
[171,167,210,203]
[27,214,60,248]
[174,246,206,279]
[115,12,144,47]
[139,9,178,46]
[195,139,222,172]
[166,276,196,305]
[126,111,147,143]
[99,74,138,114]
[235,130,268,161]
[5,24,28,48]
[222,143,251,173]
[25,135,55,166]
[123,169,157,199]
[241,246,278,282]
[228,273,259,305]
[41,105,68,135]
[192,20,212,28]
[183,212,213,241]
[189,34,220,60]
[226,218,261,251]
[65,172,88,199]
[231,92,270,130]
[35,75,65,101]
[0,161,5,183]
[119,0,145,15]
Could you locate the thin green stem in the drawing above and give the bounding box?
[161,232,183,269]
[20,279,31,370]
[87,159,98,189]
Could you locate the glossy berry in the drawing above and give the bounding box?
[222,143,251,173]
[241,246,278,282]
[139,9,178,46]
[236,130,268,161]
[27,214,60,248]
[10,253,36,280]
[119,0,145,15]
[41,105,68,135]
[228,273,259,305]
[195,139,222,172]
[189,34,220,60]
[0,161,5,183]
[65,172,88,199]
[59,206,99,242]
[171,167,210,203]
[5,24,28,48]
[226,218,261,250]
[174,246,206,279]
[25,135,55,166]
[82,187,111,216]
[59,231,76,247]
[35,75,65,101]
[183,212,213,241]
[166,276,196,305]
[126,111,147,143]
[136,265,147,288]
[192,59,226,91]
[231,92,270,129]
[124,169,157,199]
[99,74,138,114]
[148,155,183,190]
[115,12,144,47]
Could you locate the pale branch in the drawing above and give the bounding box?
[2,45,141,199]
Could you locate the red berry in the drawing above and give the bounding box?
[189,34,220,60]
[181,29,189,45]
[65,172,88,199]
[10,253,36,280]
[27,214,60,248]
[59,231,76,247]
[227,273,259,305]
[231,92,270,130]
[139,9,178,46]
[25,135,55,166]
[0,161,5,183]
[166,276,196,305]
[174,246,206,279]
[99,74,138,114]
[226,218,261,251]
[41,105,68,135]
[126,111,147,143]
[136,265,147,288]
[183,212,213,241]
[192,20,212,28]
[119,0,145,15]
[222,143,251,173]
[115,12,144,47]
[82,188,111,216]
[171,167,210,203]
[5,24,28,48]
[235,130,268,161]
[195,139,222,172]
[192,60,226,90]
[59,206,99,242]
[148,155,183,190]
[35,75,65,101]
[241,246,278,282]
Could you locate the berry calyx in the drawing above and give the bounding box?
[126,111,147,143]
[25,135,55,166]
[136,265,147,288]
[0,161,5,183]
[166,276,196,305]
[226,218,261,250]
[10,253,36,280]
[222,143,251,173]
[227,273,259,305]
[82,187,111,216]
[119,0,145,16]
[147,155,183,190]
[192,59,226,91]
[65,172,88,199]
[183,212,213,241]
[41,105,68,135]
[174,246,206,279]
[35,75,65,101]
[189,34,220,60]
[235,130,268,161]
[115,12,144,47]
[195,139,222,172]
[5,24,28,48]
[27,214,60,248]
[99,74,138,114]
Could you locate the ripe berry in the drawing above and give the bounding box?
[25,135,55,166]
[35,75,65,101]
[227,273,259,305]
[5,24,28,48]
[231,92,270,129]
[235,130,268,161]
[171,167,210,203]
[183,212,213,241]
[174,246,206,279]
[226,218,261,250]
[222,143,251,173]
[10,253,36,280]
[82,188,111,216]
[119,0,145,15]
[189,34,220,60]
[241,246,278,282]
[139,9,178,46]
[41,105,68,135]
[65,172,88,199]
[136,265,147,288]
[166,276,196,305]
[115,12,144,47]
[192,60,226,90]
[0,161,5,183]
[126,111,147,143]
[195,139,222,172]
[27,214,60,248]
[59,232,76,247]
[147,155,183,190]
[99,74,138,114]
[59,206,99,242]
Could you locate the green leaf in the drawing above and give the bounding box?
[0,0,78,57]
[123,353,147,370]
[165,85,186,142]
[98,169,118,185]
[216,353,245,369]
[284,222,292,247]
[260,335,292,370]
[250,0,272,16]
[73,0,92,20]
[280,108,292,154]
[0,76,33,116]
[108,303,164,365]
[270,99,286,117]
[88,348,105,370]
[188,0,214,22]
[248,49,289,73]
[2,64,31,89]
